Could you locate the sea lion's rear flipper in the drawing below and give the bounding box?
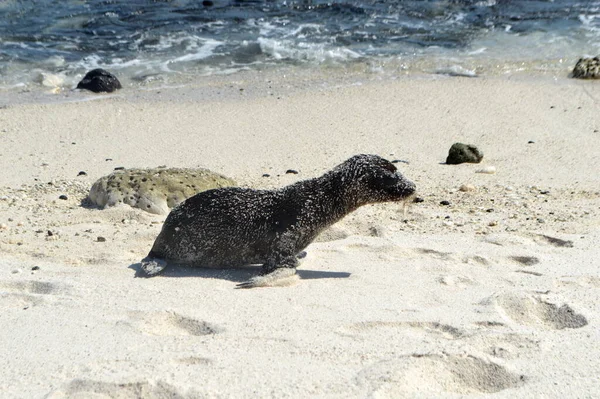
[140,256,168,277]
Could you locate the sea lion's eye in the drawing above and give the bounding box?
[382,162,397,173]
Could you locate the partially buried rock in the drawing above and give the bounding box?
[77,69,122,93]
[88,168,236,215]
[572,56,600,79]
[446,143,483,165]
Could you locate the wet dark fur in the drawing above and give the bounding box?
[141,154,416,283]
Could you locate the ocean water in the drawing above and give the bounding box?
[1,0,599,91]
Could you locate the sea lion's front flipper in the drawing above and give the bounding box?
[140,256,168,277]
[236,267,298,289]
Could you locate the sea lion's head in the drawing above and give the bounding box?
[335,154,416,205]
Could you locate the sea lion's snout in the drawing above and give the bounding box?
[391,172,416,199]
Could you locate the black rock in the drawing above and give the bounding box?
[97,236,107,242]
[391,159,410,164]
[77,69,122,93]
[262,173,271,178]
[413,197,424,203]
[78,171,87,176]
[114,166,125,171]
[31,266,40,271]
[285,169,299,174]
[446,143,484,165]
[440,200,451,206]
[59,195,68,200]
[572,56,600,79]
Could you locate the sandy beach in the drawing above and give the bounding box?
[1,72,599,398]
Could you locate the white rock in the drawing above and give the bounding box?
[35,72,65,88]
[476,166,496,174]
[459,184,476,192]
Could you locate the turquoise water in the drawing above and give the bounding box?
[1,0,599,90]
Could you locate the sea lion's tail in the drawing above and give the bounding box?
[140,255,168,277]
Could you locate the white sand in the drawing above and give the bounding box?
[1,73,599,398]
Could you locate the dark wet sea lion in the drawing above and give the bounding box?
[140,154,416,288]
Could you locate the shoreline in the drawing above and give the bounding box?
[0,58,585,108]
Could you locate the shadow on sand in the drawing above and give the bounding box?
[128,262,351,283]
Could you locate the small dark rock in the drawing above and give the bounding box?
[77,69,122,93]
[285,169,299,174]
[114,166,125,171]
[47,230,53,236]
[446,143,483,165]
[486,208,494,213]
[528,140,535,144]
[105,158,113,161]
[78,171,87,176]
[413,197,424,203]
[440,200,451,206]
[59,195,68,200]
[540,190,550,195]
[262,173,271,178]
[31,266,40,271]
[97,236,107,242]
[391,159,410,164]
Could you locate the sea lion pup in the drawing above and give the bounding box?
[140,154,416,288]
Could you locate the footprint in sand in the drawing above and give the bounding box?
[534,234,574,248]
[339,321,465,340]
[0,279,71,309]
[125,310,223,336]
[438,274,476,288]
[510,256,540,266]
[494,294,588,330]
[467,324,541,360]
[173,356,213,366]
[46,378,192,399]
[0,280,69,295]
[484,233,574,248]
[415,248,454,260]
[415,248,490,267]
[356,353,526,395]
[554,275,600,289]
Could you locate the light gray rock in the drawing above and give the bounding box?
[89,168,236,214]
